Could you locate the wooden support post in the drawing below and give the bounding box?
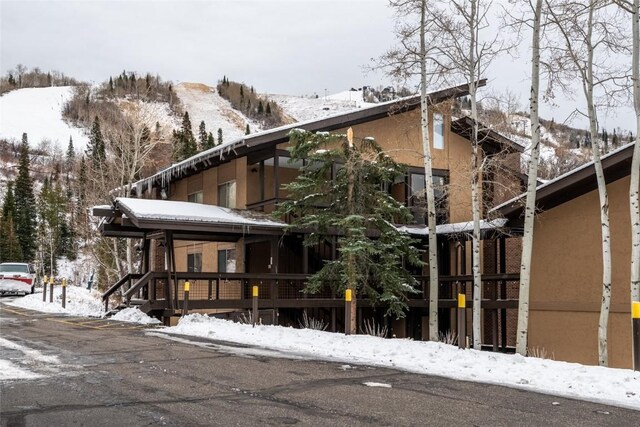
[208,279,213,300]
[252,285,259,327]
[182,281,190,316]
[43,275,48,302]
[271,237,279,325]
[499,236,507,351]
[633,302,640,371]
[49,277,54,303]
[345,289,353,335]
[458,293,466,349]
[61,278,67,308]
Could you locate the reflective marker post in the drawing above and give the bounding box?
[43,275,48,302]
[61,278,67,308]
[182,281,190,316]
[458,293,466,350]
[49,276,54,303]
[345,289,352,335]
[252,285,259,327]
[633,301,640,371]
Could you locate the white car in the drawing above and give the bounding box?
[0,263,36,295]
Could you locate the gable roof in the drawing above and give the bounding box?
[131,81,494,196]
[493,142,635,219]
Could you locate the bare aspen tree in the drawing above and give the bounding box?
[546,0,629,366]
[380,0,447,340]
[516,0,544,357]
[427,0,512,349]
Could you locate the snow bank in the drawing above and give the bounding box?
[8,285,104,317]
[0,86,88,149]
[161,315,640,410]
[111,307,161,325]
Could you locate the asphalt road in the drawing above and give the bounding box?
[1,298,638,427]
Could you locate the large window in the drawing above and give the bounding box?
[218,249,236,273]
[408,171,449,225]
[433,113,444,150]
[187,252,202,273]
[218,180,236,208]
[187,191,203,204]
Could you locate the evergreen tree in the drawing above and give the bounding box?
[0,182,23,262]
[266,102,271,115]
[240,85,244,103]
[612,129,619,147]
[275,129,421,318]
[109,76,114,93]
[87,116,105,166]
[14,134,37,261]
[172,112,197,161]
[258,100,264,114]
[198,120,208,150]
[66,136,75,172]
[217,128,223,146]
[205,132,215,150]
[245,124,251,135]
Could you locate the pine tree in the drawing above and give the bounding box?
[198,120,207,150]
[240,85,244,103]
[14,134,37,261]
[217,128,223,146]
[87,116,105,166]
[205,132,215,150]
[66,136,75,173]
[266,102,271,115]
[109,76,114,93]
[0,182,23,262]
[275,129,421,318]
[173,112,197,161]
[245,124,251,135]
[612,129,619,147]
[258,100,264,114]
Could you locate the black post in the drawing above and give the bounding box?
[182,281,190,316]
[49,277,54,303]
[252,285,259,327]
[61,278,67,308]
[345,289,352,335]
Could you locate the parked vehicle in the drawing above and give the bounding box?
[0,263,36,295]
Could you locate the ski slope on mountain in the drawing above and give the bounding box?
[174,82,262,141]
[269,90,376,122]
[0,86,88,149]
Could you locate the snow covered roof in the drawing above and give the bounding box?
[131,81,486,196]
[397,218,508,237]
[492,142,635,218]
[93,198,286,238]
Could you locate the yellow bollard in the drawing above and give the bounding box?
[49,276,54,303]
[458,293,466,349]
[43,275,48,302]
[345,289,353,335]
[633,301,640,371]
[252,285,259,327]
[182,281,190,316]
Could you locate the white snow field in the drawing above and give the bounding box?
[269,91,376,122]
[0,86,88,149]
[160,314,640,410]
[174,82,263,141]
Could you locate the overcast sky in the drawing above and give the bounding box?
[0,0,635,133]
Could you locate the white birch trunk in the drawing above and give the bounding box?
[582,1,613,367]
[419,0,440,341]
[516,0,543,356]
[630,0,640,307]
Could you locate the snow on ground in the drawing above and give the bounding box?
[160,314,640,410]
[0,86,88,149]
[8,285,104,317]
[174,82,261,141]
[0,336,62,381]
[56,253,96,290]
[269,91,376,122]
[112,307,161,325]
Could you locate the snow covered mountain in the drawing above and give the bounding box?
[0,86,89,149]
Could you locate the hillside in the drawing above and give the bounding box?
[269,89,376,122]
[0,86,89,150]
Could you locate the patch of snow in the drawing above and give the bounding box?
[0,86,88,149]
[160,315,640,410]
[8,285,104,317]
[0,359,41,381]
[269,91,376,122]
[363,382,392,388]
[111,307,161,325]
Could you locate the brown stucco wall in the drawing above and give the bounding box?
[529,175,632,368]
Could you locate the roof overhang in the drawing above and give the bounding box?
[451,116,524,154]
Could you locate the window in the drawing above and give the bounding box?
[218,181,236,208]
[218,249,236,273]
[408,171,449,225]
[187,191,203,204]
[187,253,202,273]
[433,113,444,149]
